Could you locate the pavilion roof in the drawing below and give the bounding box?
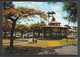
[50,21,61,24]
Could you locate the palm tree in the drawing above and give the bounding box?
[63,17,71,26]
[63,2,77,26]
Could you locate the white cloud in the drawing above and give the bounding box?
[40,6,43,8]
[51,6,61,11]
[27,4,34,8]
[48,17,68,26]
[48,12,67,26]
[13,2,24,4]
[56,18,68,26]
[19,2,24,3]
[54,12,67,26]
[54,12,62,18]
[32,2,42,5]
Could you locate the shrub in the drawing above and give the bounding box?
[68,36,77,39]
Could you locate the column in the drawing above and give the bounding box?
[44,28,45,38]
[64,28,68,42]
[60,28,62,39]
[64,28,67,37]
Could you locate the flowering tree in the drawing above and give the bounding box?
[30,23,46,37]
[16,24,28,38]
[3,7,48,48]
[37,23,46,37]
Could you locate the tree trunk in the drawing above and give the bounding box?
[33,31,35,38]
[10,21,16,49]
[66,38,68,42]
[21,32,23,38]
[4,30,7,38]
[38,32,40,37]
[64,29,68,42]
[15,31,16,38]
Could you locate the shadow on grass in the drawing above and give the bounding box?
[3,46,59,55]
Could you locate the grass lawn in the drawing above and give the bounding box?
[3,39,77,48]
[3,39,77,54]
[26,39,77,48]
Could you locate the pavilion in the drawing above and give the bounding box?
[42,11,68,40]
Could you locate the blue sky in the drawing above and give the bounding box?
[13,1,76,27]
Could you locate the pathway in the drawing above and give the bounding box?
[54,45,78,55]
[3,38,61,45]
[3,38,78,55]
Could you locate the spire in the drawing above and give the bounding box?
[47,11,56,23]
[51,16,55,21]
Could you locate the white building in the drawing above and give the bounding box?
[69,27,78,36]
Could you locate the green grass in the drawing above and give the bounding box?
[3,39,77,54]
[3,39,77,48]
[25,40,77,48]
[59,40,77,46]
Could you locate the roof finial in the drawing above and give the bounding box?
[47,11,56,22]
[51,17,55,21]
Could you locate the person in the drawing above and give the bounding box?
[66,34,69,42]
[35,39,37,43]
[32,38,37,43]
[32,38,34,41]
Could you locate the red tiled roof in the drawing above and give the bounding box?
[50,21,61,24]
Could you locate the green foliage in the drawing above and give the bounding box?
[16,7,27,14]
[3,2,48,48]
[68,36,77,39]
[30,23,46,32]
[63,2,77,23]
[16,24,29,32]
[3,19,12,32]
[30,22,46,37]
[3,1,14,10]
[47,2,57,4]
[64,25,71,29]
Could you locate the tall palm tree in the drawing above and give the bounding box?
[63,2,77,26]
